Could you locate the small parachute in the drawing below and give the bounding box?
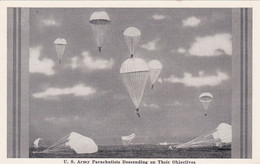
[175,123,232,149]
[89,11,110,53]
[40,132,98,154]
[121,133,135,146]
[148,60,163,89]
[123,27,141,57]
[54,38,67,64]
[33,138,45,148]
[120,58,150,118]
[199,92,213,116]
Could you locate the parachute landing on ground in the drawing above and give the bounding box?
[33,138,46,148]
[199,92,213,116]
[124,27,141,58]
[148,60,163,89]
[54,38,67,64]
[175,123,232,149]
[89,11,110,53]
[120,58,150,118]
[40,132,98,154]
[121,133,135,146]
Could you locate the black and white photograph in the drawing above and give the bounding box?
[2,1,257,163]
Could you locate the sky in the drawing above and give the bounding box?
[29,8,232,146]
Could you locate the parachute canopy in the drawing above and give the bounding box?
[89,11,110,52]
[124,27,141,57]
[33,138,43,148]
[41,132,98,154]
[199,92,213,115]
[148,60,163,89]
[121,133,135,146]
[175,123,232,149]
[54,38,67,64]
[120,58,150,115]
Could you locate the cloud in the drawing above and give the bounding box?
[143,103,159,109]
[164,70,229,87]
[69,52,114,71]
[40,17,60,27]
[182,16,201,27]
[33,83,96,98]
[152,14,166,20]
[29,46,55,76]
[177,47,187,53]
[188,33,232,57]
[44,116,80,124]
[141,38,160,51]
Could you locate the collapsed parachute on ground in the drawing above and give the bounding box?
[40,132,98,154]
[175,123,232,149]
[124,27,141,57]
[148,60,163,89]
[199,92,213,116]
[33,138,46,148]
[89,11,110,53]
[54,38,67,64]
[121,133,135,146]
[120,58,150,118]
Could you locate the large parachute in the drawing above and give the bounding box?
[120,58,150,118]
[89,11,110,53]
[121,133,135,146]
[199,92,213,116]
[40,132,98,154]
[148,60,163,89]
[124,27,141,57]
[175,123,232,149]
[54,38,67,64]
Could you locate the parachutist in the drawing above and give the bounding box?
[98,47,102,53]
[59,60,61,64]
[205,113,207,116]
[151,85,154,90]
[136,108,140,118]
[130,54,133,58]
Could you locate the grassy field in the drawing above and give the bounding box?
[30,144,231,158]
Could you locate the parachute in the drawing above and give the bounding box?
[148,60,163,89]
[121,133,135,146]
[54,38,67,64]
[175,123,232,149]
[33,138,44,148]
[124,27,141,57]
[199,92,213,116]
[40,132,98,154]
[120,58,150,118]
[89,11,110,53]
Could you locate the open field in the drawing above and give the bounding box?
[30,144,231,158]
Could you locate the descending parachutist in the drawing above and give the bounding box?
[136,108,140,118]
[59,60,61,64]
[205,113,207,116]
[130,54,133,58]
[98,47,102,53]
[151,84,154,90]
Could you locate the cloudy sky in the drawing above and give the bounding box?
[29,8,232,146]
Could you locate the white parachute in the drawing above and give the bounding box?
[199,92,213,116]
[33,138,43,148]
[89,11,110,53]
[121,133,135,146]
[120,58,150,118]
[175,123,232,149]
[124,27,141,57]
[54,38,67,64]
[40,132,98,154]
[148,60,163,89]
